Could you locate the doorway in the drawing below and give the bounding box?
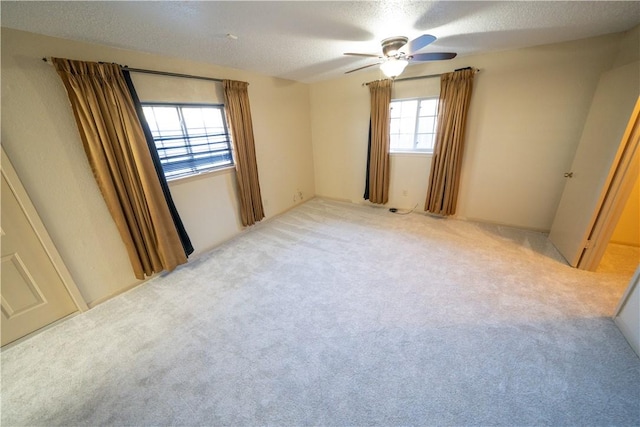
[596,173,640,282]
[549,61,639,272]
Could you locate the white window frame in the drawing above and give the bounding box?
[141,103,234,181]
[389,97,439,154]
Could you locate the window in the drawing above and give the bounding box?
[142,103,233,180]
[389,97,439,153]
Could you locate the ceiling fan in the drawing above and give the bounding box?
[344,34,456,78]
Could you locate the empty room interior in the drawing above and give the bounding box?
[1,1,639,425]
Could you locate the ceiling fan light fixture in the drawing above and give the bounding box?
[380,58,408,78]
[344,34,455,76]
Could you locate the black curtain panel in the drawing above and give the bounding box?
[122,70,194,257]
[363,118,372,200]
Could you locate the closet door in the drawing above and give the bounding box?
[549,61,639,267]
[1,149,86,346]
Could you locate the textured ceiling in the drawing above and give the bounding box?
[2,1,639,83]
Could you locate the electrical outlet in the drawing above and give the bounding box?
[402,189,408,197]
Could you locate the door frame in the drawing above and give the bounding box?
[578,97,640,270]
[1,147,88,312]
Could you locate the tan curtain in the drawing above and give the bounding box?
[425,69,475,215]
[52,58,187,280]
[368,79,393,204]
[223,80,265,226]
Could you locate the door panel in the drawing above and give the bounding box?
[2,252,48,317]
[549,61,640,266]
[1,162,79,346]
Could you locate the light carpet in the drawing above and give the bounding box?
[2,198,639,426]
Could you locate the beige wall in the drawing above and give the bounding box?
[1,28,314,305]
[310,33,623,230]
[2,25,636,307]
[613,25,640,68]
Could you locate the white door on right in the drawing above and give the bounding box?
[549,61,639,267]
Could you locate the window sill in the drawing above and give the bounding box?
[166,165,236,185]
[390,151,433,158]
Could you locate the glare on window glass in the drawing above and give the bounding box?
[419,99,438,116]
[416,134,434,150]
[182,108,207,129]
[153,107,181,131]
[202,109,224,129]
[389,97,438,152]
[390,118,401,134]
[418,117,435,133]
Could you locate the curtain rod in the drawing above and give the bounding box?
[42,57,224,83]
[363,67,479,86]
[123,67,224,83]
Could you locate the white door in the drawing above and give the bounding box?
[549,61,640,266]
[1,150,86,346]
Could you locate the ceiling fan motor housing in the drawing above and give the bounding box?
[381,36,409,57]
[343,34,455,75]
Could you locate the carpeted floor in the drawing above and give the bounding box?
[2,198,639,426]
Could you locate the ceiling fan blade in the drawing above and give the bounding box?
[345,62,382,74]
[410,52,457,61]
[344,52,382,58]
[402,34,436,54]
